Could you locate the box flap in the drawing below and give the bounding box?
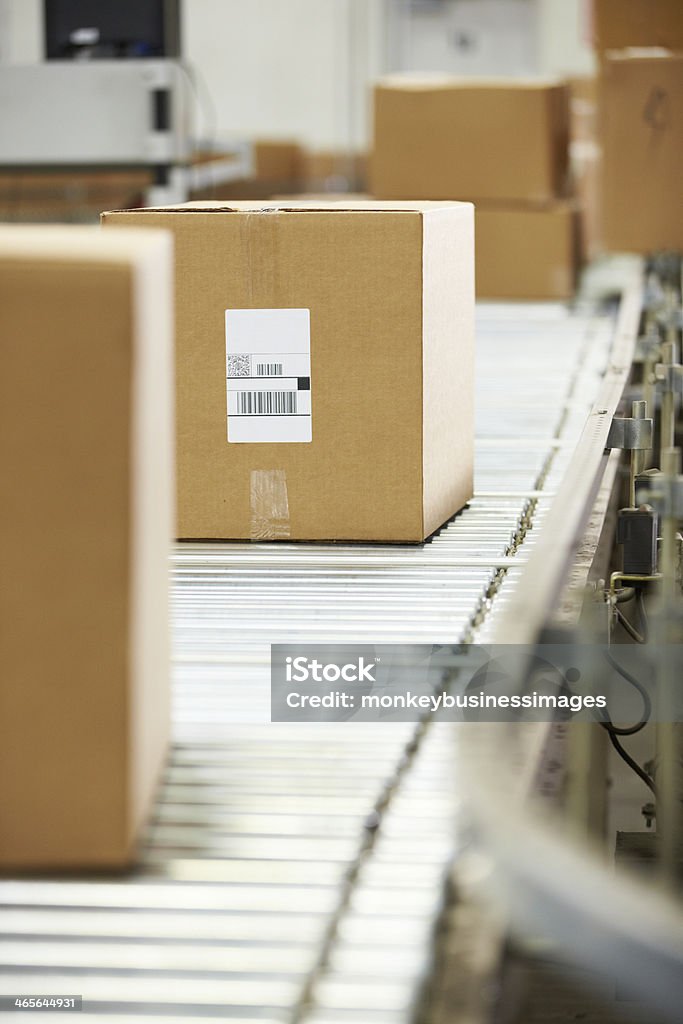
[375,73,567,91]
[103,199,471,217]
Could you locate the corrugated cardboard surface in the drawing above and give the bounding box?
[103,201,474,543]
[475,202,579,299]
[600,51,683,252]
[593,0,683,52]
[0,226,174,869]
[371,76,570,203]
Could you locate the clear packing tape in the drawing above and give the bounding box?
[250,469,291,541]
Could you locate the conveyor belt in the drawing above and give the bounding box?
[0,301,617,1022]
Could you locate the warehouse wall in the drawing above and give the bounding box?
[0,0,41,63]
[0,0,594,147]
[181,0,384,149]
[538,0,595,76]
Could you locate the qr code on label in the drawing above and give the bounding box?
[228,354,251,377]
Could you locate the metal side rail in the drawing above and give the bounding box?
[0,298,619,1023]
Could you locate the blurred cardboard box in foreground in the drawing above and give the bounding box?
[0,225,174,870]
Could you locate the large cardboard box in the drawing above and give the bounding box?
[593,0,683,53]
[103,200,474,543]
[0,226,174,869]
[475,202,580,300]
[371,75,570,202]
[600,51,683,252]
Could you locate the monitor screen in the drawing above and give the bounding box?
[44,0,180,59]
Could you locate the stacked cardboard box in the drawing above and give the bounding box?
[302,151,368,194]
[0,170,151,223]
[598,51,682,253]
[191,140,304,201]
[592,0,683,253]
[370,75,577,300]
[103,200,474,543]
[567,76,601,263]
[592,0,683,52]
[0,226,174,869]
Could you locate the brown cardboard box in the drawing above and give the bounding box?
[103,200,474,543]
[567,77,601,261]
[568,75,598,143]
[475,202,580,300]
[302,150,368,193]
[0,170,151,223]
[0,226,174,869]
[600,51,683,252]
[254,140,304,183]
[593,0,683,52]
[191,140,304,201]
[371,75,570,202]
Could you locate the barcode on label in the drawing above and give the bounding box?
[256,363,283,376]
[237,391,297,415]
[227,354,251,377]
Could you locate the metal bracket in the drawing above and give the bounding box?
[654,361,683,393]
[641,477,683,519]
[606,414,653,451]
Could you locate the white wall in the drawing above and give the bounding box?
[182,0,384,150]
[0,0,595,150]
[0,0,41,64]
[537,0,595,77]
[386,0,540,77]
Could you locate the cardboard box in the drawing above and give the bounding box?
[302,150,368,193]
[593,0,683,52]
[254,140,304,183]
[0,225,174,869]
[371,75,570,202]
[567,77,601,261]
[600,51,683,252]
[0,170,151,223]
[191,140,304,202]
[568,75,598,143]
[475,202,580,300]
[103,200,474,543]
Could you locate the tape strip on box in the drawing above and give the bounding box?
[250,469,291,540]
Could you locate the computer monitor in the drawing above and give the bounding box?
[44,0,181,59]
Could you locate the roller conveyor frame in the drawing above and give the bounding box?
[3,262,676,1023]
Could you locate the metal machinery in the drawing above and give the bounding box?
[0,257,681,1022]
[0,1,250,207]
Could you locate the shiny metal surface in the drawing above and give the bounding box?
[0,301,617,1021]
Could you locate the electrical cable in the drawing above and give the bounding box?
[636,586,649,641]
[599,648,652,735]
[605,727,658,797]
[615,606,647,644]
[595,643,657,795]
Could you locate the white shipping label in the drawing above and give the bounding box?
[226,308,312,443]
